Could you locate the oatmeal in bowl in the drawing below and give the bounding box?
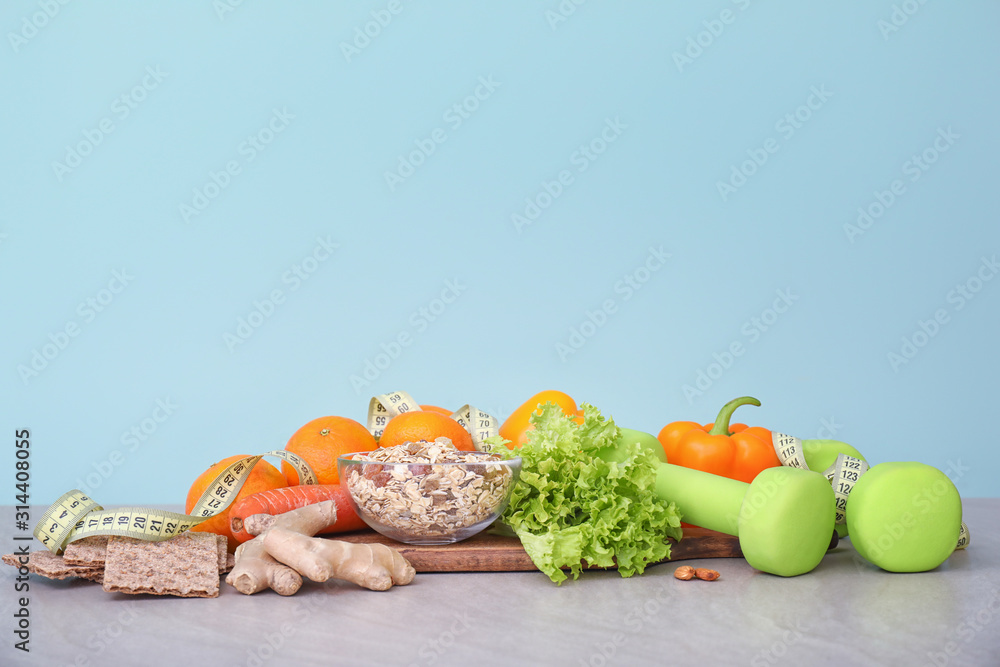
[337,438,521,545]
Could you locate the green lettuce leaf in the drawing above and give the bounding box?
[497,403,682,583]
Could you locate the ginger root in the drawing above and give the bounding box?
[264,529,414,591]
[225,500,414,596]
[229,542,302,596]
[243,513,277,537]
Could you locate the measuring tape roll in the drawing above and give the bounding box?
[34,450,316,555]
[366,391,500,451]
[771,432,810,471]
[367,391,421,440]
[449,405,500,451]
[770,432,969,550]
[825,452,869,526]
[956,521,971,550]
[38,394,500,554]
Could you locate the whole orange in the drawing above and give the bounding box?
[419,404,453,416]
[281,416,377,487]
[185,454,287,551]
[378,411,475,451]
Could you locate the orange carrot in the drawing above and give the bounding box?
[229,484,368,544]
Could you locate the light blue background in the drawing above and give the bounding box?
[3,1,998,504]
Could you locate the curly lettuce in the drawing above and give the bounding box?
[488,403,682,584]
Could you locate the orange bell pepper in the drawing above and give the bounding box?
[657,396,779,484]
[499,390,582,448]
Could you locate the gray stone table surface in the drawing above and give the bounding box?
[1,500,998,667]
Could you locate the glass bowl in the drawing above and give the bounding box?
[337,442,521,545]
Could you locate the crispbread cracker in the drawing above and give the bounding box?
[102,533,220,598]
[64,535,110,566]
[216,535,228,573]
[216,535,236,574]
[2,553,24,568]
[3,551,103,581]
[76,568,105,584]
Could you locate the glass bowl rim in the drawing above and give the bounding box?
[337,450,521,467]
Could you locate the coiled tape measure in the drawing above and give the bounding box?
[35,392,500,555]
[366,390,499,450]
[771,432,970,549]
[34,450,316,555]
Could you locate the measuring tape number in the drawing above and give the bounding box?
[34,450,316,555]
[771,431,969,550]
[366,390,499,450]
[38,393,500,554]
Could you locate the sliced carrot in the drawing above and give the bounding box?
[229,484,367,544]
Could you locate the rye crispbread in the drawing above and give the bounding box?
[102,533,220,598]
[63,535,110,566]
[215,535,236,574]
[216,535,227,572]
[3,550,104,582]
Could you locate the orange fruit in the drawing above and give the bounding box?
[185,454,287,551]
[379,410,475,451]
[281,416,377,487]
[420,404,453,416]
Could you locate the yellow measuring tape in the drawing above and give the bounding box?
[34,450,316,555]
[366,390,500,450]
[771,432,969,550]
[36,392,500,555]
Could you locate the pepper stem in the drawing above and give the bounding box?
[708,396,761,437]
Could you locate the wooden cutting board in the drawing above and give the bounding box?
[335,527,742,573]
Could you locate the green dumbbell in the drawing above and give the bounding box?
[846,461,963,573]
[775,435,868,539]
[597,427,667,464]
[654,463,835,577]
